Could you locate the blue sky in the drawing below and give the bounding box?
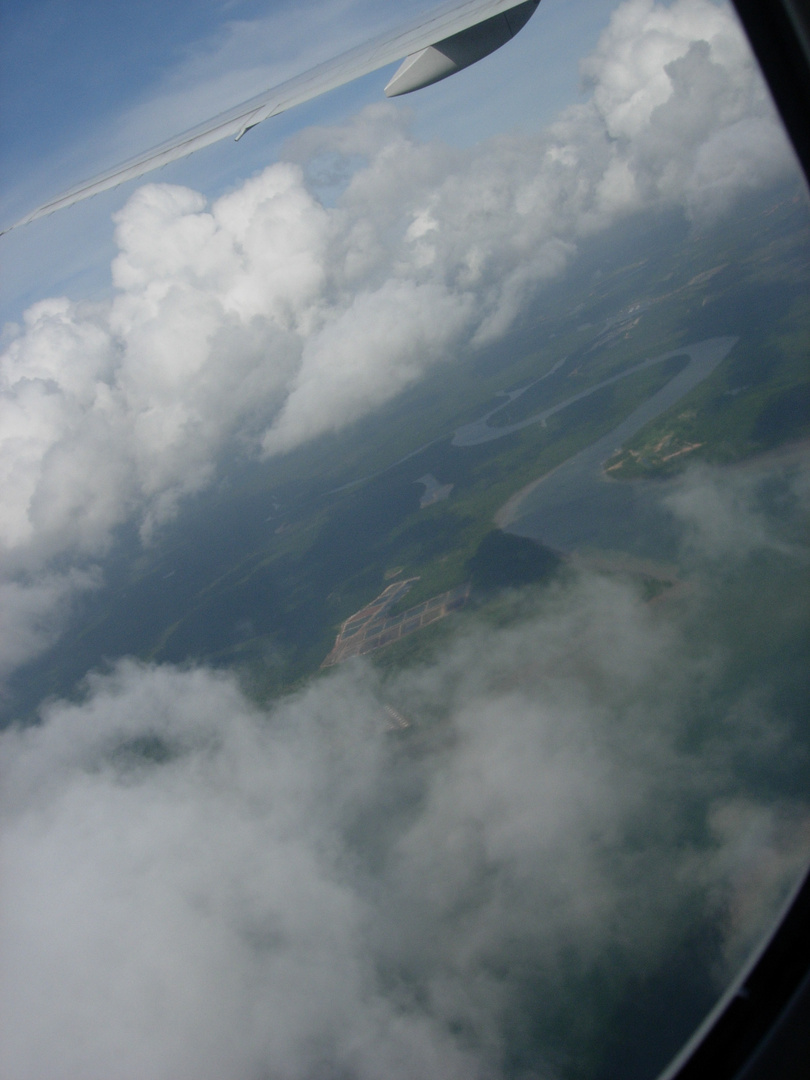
[1,0,620,324]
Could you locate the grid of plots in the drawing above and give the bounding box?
[322,579,471,666]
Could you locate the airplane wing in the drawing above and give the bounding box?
[4,0,539,235]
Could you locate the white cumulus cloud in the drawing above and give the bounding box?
[0,0,798,684]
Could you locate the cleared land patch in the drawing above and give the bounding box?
[322,578,471,666]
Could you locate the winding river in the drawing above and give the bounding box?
[486,336,738,558]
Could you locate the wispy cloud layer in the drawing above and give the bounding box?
[2,499,808,1079]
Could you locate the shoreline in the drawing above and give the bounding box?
[494,436,810,533]
[494,471,554,529]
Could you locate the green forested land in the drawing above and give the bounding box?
[7,184,810,721]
